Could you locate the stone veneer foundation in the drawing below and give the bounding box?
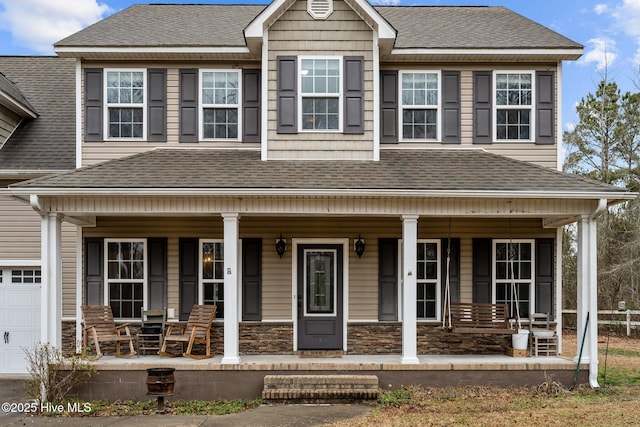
[62,320,509,356]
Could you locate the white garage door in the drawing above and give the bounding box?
[0,269,41,374]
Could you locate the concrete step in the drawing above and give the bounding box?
[262,374,379,402]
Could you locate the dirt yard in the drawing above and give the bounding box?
[331,331,640,427]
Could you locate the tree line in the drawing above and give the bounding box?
[563,79,640,312]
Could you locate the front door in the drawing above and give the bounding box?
[297,244,343,350]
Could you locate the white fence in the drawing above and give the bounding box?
[563,309,640,336]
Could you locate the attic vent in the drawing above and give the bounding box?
[308,0,333,20]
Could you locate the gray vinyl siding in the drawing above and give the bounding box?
[82,216,553,321]
[383,64,559,169]
[267,0,375,160]
[0,107,21,146]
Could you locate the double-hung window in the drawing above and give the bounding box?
[400,71,440,141]
[105,69,146,139]
[300,57,342,131]
[200,240,224,318]
[200,70,240,140]
[105,240,146,319]
[493,240,534,319]
[417,240,441,320]
[494,72,534,141]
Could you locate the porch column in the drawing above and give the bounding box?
[221,213,241,364]
[576,215,599,387]
[401,215,419,364]
[41,213,63,347]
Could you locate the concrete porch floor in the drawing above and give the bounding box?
[69,353,588,401]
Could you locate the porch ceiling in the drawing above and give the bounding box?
[10,149,634,203]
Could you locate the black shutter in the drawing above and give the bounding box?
[84,238,104,305]
[441,238,460,303]
[277,56,297,133]
[536,71,555,145]
[344,56,364,134]
[179,238,198,320]
[536,238,554,317]
[242,238,262,321]
[472,238,492,303]
[380,70,398,143]
[179,69,198,143]
[147,69,167,142]
[242,69,261,143]
[84,69,103,142]
[147,238,167,311]
[473,71,492,144]
[378,238,398,321]
[442,71,461,144]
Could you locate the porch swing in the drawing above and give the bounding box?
[442,218,517,335]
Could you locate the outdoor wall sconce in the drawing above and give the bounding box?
[354,235,365,258]
[275,234,287,258]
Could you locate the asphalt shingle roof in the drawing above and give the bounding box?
[0,56,76,171]
[54,4,582,50]
[14,149,626,196]
[0,72,37,115]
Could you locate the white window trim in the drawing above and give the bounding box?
[492,70,536,143]
[398,70,442,143]
[298,56,343,133]
[416,239,441,321]
[198,239,225,318]
[491,239,535,316]
[103,238,148,320]
[103,68,147,141]
[198,69,242,142]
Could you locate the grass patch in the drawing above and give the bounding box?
[601,347,640,357]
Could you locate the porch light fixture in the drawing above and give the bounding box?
[275,234,287,258]
[354,235,365,258]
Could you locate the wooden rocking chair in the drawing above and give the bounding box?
[81,305,137,359]
[158,304,217,359]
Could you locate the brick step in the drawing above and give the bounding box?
[262,374,379,402]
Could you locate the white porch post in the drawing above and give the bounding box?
[41,213,63,347]
[401,215,419,364]
[221,213,241,364]
[576,215,599,387]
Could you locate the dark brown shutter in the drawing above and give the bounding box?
[441,238,460,303]
[179,238,198,320]
[380,70,398,143]
[147,69,167,142]
[536,71,555,145]
[148,238,167,311]
[179,69,198,143]
[473,71,492,144]
[277,56,297,133]
[378,238,398,320]
[242,69,261,143]
[536,238,554,318]
[84,69,103,142]
[472,238,492,303]
[84,238,104,305]
[442,71,461,144]
[344,56,364,134]
[242,238,262,321]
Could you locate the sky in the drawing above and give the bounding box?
[1,0,640,132]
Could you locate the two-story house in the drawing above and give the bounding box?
[2,0,636,395]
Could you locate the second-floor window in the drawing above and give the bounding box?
[299,57,342,131]
[105,70,146,139]
[200,70,240,140]
[494,72,534,141]
[400,71,440,141]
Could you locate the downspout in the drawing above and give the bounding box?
[588,198,607,388]
[30,194,45,217]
